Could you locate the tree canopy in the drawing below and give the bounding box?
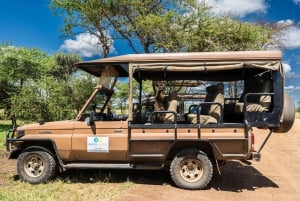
[0,45,96,121]
[0,1,290,121]
[51,0,282,56]
[50,0,286,113]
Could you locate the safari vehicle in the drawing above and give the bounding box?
[6,51,295,189]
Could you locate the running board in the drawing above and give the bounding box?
[130,154,164,158]
[63,163,164,170]
[64,163,133,169]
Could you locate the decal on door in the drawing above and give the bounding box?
[87,137,109,153]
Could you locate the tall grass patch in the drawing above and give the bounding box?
[0,179,133,201]
[0,121,11,152]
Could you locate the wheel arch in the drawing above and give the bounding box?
[10,139,64,169]
[166,141,215,163]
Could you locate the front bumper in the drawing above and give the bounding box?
[5,128,14,152]
[5,128,22,159]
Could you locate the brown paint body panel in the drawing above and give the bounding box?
[17,120,250,163]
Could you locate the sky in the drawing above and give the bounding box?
[0,0,300,103]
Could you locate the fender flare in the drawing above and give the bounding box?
[9,138,66,170]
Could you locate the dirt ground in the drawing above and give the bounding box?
[114,120,300,201]
[1,120,300,201]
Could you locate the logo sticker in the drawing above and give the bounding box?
[87,137,109,153]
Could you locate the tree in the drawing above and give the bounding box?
[51,0,114,58]
[52,53,81,81]
[51,0,199,55]
[51,0,284,98]
[10,53,85,121]
[70,72,97,113]
[51,0,283,54]
[0,45,90,121]
[51,0,287,111]
[0,46,48,118]
[10,77,74,121]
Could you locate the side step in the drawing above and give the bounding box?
[63,163,133,169]
[63,163,164,170]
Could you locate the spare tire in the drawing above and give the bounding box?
[274,93,295,133]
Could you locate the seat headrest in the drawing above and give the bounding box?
[169,91,178,100]
[206,83,224,93]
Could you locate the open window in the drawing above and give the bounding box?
[130,63,280,127]
[76,66,129,122]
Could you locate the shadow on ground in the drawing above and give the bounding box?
[210,161,278,192]
[55,160,278,192]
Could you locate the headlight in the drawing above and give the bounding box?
[13,130,25,138]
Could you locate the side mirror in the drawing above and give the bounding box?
[85,111,95,126]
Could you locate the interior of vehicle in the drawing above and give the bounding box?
[76,51,283,129]
[132,68,276,127]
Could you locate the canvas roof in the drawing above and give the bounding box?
[76,51,282,77]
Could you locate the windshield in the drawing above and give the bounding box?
[76,66,129,121]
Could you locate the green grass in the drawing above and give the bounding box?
[0,167,136,201]
[0,178,134,201]
[0,121,11,152]
[0,121,135,201]
[0,161,135,201]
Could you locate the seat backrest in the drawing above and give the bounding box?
[164,91,178,123]
[258,78,272,108]
[246,73,273,112]
[201,83,224,121]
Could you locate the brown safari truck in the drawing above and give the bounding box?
[6,51,295,189]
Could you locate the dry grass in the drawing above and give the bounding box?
[0,160,135,201]
[0,176,134,201]
[0,121,135,201]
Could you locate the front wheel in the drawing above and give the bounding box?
[17,150,57,184]
[170,149,213,189]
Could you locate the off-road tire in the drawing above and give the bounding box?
[170,149,213,190]
[274,94,295,133]
[17,150,57,184]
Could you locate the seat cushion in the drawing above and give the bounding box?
[235,102,269,113]
[186,114,218,124]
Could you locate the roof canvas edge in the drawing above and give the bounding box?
[77,51,282,65]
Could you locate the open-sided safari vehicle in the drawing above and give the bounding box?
[6,51,295,189]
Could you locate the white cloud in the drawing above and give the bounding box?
[282,62,300,80]
[282,62,295,78]
[285,85,300,92]
[280,26,300,49]
[59,32,115,58]
[282,62,292,74]
[293,0,300,5]
[277,19,294,26]
[204,0,267,17]
[275,19,300,49]
[285,85,294,90]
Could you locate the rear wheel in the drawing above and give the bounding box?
[274,94,295,133]
[170,149,213,189]
[17,150,57,184]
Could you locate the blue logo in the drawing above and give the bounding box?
[94,138,98,143]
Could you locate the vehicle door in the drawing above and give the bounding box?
[71,87,129,162]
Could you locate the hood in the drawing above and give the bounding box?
[17,120,75,135]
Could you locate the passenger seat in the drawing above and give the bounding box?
[187,83,224,124]
[164,91,178,124]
